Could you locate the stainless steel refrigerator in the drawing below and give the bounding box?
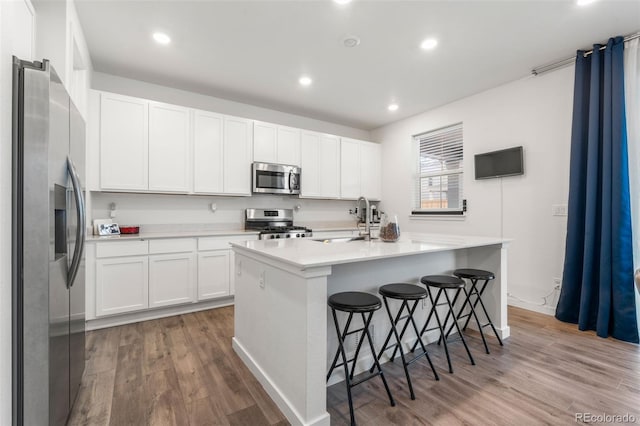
[12,57,86,426]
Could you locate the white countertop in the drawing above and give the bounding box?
[86,229,259,242]
[231,232,509,269]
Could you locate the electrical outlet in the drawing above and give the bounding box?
[552,204,568,216]
[553,277,561,290]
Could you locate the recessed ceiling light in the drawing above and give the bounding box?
[299,76,313,86]
[420,38,438,50]
[152,32,171,45]
[388,104,399,112]
[334,0,352,4]
[576,0,597,5]
[343,35,361,48]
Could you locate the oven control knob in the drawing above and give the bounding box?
[300,233,306,238]
[270,235,275,239]
[286,234,291,238]
[296,233,300,238]
[275,234,281,239]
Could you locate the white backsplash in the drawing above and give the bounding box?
[90,192,372,229]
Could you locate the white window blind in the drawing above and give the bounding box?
[414,123,464,214]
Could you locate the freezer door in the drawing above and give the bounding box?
[16,60,52,426]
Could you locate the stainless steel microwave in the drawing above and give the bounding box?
[252,162,301,195]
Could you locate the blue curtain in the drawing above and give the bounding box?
[556,36,638,343]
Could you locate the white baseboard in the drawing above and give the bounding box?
[508,297,555,316]
[86,297,234,330]
[232,338,330,426]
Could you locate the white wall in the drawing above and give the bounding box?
[92,72,371,141]
[372,66,575,315]
[0,0,36,423]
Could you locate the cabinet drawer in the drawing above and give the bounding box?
[149,238,196,254]
[198,234,257,251]
[96,240,149,258]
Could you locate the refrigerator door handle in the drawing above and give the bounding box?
[67,157,85,288]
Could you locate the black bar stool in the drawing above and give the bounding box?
[412,275,475,373]
[327,291,395,426]
[443,268,504,353]
[371,283,439,400]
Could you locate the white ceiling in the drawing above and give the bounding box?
[75,0,640,130]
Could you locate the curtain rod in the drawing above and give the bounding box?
[531,31,640,76]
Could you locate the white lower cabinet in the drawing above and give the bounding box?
[149,253,196,308]
[96,256,149,316]
[197,251,231,300]
[92,234,257,321]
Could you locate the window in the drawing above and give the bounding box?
[413,123,464,215]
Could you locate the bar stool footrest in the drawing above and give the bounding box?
[351,371,383,387]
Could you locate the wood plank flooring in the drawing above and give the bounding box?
[68,306,640,426]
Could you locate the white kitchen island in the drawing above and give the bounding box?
[230,233,510,426]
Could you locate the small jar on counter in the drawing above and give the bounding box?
[379,213,400,242]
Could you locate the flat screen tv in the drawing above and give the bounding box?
[474,146,524,180]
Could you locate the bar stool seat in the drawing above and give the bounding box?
[450,268,503,353]
[374,283,439,400]
[453,268,495,280]
[413,275,476,373]
[422,275,467,288]
[379,283,427,299]
[328,291,381,312]
[327,291,395,426]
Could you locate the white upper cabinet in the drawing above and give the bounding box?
[301,131,340,199]
[253,121,301,166]
[99,92,148,190]
[360,141,382,200]
[340,138,361,199]
[148,102,191,192]
[253,121,278,163]
[340,138,381,200]
[223,116,253,195]
[193,110,224,194]
[277,126,301,166]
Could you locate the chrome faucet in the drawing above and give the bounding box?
[357,196,371,241]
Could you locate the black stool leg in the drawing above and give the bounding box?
[410,296,438,353]
[348,313,369,380]
[327,311,354,381]
[464,279,504,346]
[427,288,457,373]
[436,286,464,346]
[362,310,396,408]
[330,308,357,426]
[442,283,490,353]
[381,296,416,399]
[406,302,440,381]
[372,299,407,370]
[442,289,475,367]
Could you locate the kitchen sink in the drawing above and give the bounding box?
[311,236,368,243]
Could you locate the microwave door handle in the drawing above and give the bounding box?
[67,157,86,288]
[288,172,294,193]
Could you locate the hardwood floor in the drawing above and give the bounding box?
[68,306,640,426]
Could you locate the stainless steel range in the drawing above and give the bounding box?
[245,208,313,240]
